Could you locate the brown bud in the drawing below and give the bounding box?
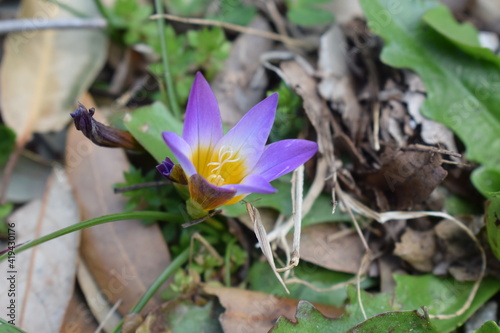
[70,102,142,151]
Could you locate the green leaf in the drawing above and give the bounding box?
[287,6,334,26]
[394,274,500,332]
[249,261,375,307]
[474,321,500,333]
[271,286,395,332]
[0,125,15,167]
[123,101,183,163]
[472,168,500,197]
[360,0,500,196]
[270,301,338,332]
[444,195,482,215]
[209,1,257,26]
[0,318,27,332]
[422,7,500,65]
[346,309,438,333]
[422,6,480,47]
[485,196,500,261]
[165,0,210,17]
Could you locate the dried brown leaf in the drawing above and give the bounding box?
[359,148,447,210]
[291,223,365,274]
[202,284,343,333]
[0,169,80,332]
[0,0,107,146]
[394,228,436,272]
[212,16,273,128]
[59,288,99,333]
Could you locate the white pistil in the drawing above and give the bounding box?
[206,145,240,185]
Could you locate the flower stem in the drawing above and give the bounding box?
[0,211,180,262]
[110,247,190,333]
[154,0,182,118]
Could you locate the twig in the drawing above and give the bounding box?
[0,18,106,34]
[336,183,370,252]
[403,144,462,157]
[113,181,170,193]
[356,252,372,320]
[150,13,314,48]
[286,275,365,292]
[373,102,381,151]
[181,210,221,228]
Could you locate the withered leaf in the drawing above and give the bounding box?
[202,284,343,333]
[359,148,447,210]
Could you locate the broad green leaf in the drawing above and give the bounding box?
[474,321,500,333]
[123,101,182,163]
[394,274,500,332]
[360,0,500,196]
[270,301,338,332]
[485,196,500,260]
[271,275,500,332]
[422,6,500,65]
[0,0,107,146]
[136,299,222,332]
[346,309,438,333]
[287,6,334,27]
[444,195,482,216]
[271,287,394,332]
[422,6,480,47]
[249,261,375,307]
[208,1,257,26]
[472,168,500,196]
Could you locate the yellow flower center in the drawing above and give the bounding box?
[192,145,247,187]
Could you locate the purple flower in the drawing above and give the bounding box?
[159,73,318,211]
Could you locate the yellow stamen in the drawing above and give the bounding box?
[192,145,247,187]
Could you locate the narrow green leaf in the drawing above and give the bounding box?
[0,125,15,167]
[0,211,180,262]
[0,318,27,333]
[486,196,500,261]
[360,0,500,196]
[123,101,183,163]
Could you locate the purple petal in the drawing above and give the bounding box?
[156,157,187,184]
[156,157,175,178]
[214,93,278,171]
[221,174,277,196]
[252,139,318,182]
[162,132,196,176]
[189,174,236,210]
[183,72,223,148]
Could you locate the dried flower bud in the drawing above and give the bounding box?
[70,102,142,151]
[156,157,188,185]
